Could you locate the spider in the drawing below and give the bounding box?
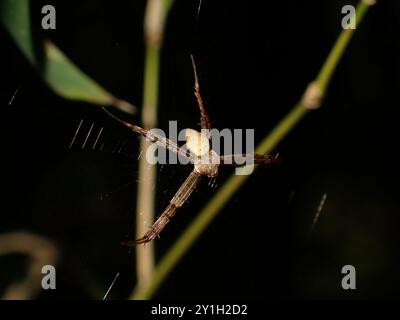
[103,55,278,245]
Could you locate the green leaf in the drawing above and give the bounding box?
[0,0,136,114]
[0,0,35,64]
[43,40,135,113]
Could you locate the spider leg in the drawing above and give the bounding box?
[219,153,280,167]
[252,153,280,165]
[191,55,212,130]
[207,176,218,188]
[208,176,217,189]
[132,203,179,245]
[123,170,203,246]
[102,107,195,162]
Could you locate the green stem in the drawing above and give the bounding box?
[134,48,159,290]
[134,0,174,292]
[317,1,370,93]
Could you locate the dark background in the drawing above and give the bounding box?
[1,0,400,299]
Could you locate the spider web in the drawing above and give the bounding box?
[67,109,216,297]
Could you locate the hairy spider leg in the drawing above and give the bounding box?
[191,55,212,131]
[122,170,203,245]
[101,107,195,162]
[219,153,280,167]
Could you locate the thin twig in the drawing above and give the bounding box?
[134,0,174,293]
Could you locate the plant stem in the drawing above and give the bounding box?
[134,0,174,292]
[131,0,374,299]
[316,1,371,93]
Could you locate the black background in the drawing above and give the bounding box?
[1,0,400,299]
